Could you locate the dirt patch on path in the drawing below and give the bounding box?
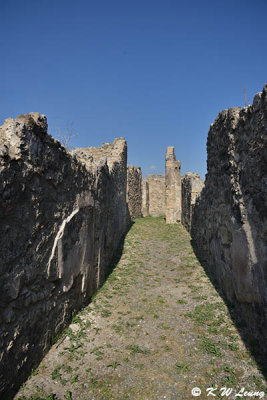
[16,217,266,400]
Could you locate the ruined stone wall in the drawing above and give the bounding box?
[72,139,126,170]
[0,113,129,398]
[181,172,204,232]
[191,85,267,350]
[127,165,142,219]
[142,178,149,217]
[144,174,166,217]
[165,147,181,224]
[141,147,182,222]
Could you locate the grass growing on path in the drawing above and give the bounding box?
[16,217,266,400]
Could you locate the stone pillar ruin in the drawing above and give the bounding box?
[181,172,204,232]
[142,178,149,217]
[127,165,142,220]
[165,146,181,224]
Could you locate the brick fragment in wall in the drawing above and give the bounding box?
[0,113,130,398]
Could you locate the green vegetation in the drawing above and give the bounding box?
[106,361,121,369]
[199,337,222,357]
[177,299,187,304]
[16,217,266,400]
[175,362,190,373]
[126,344,151,355]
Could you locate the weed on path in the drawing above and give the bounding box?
[16,217,266,400]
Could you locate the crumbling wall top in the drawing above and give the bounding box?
[0,112,65,161]
[71,138,127,172]
[165,146,176,161]
[146,174,165,180]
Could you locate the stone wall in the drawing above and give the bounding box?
[0,113,129,398]
[181,172,204,232]
[142,179,149,217]
[142,175,166,217]
[191,85,267,350]
[165,147,181,224]
[127,165,142,219]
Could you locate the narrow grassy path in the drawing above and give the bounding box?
[16,217,266,400]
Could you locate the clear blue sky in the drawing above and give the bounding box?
[1,0,266,178]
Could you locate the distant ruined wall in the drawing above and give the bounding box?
[143,174,165,217]
[141,149,185,222]
[181,173,204,232]
[165,147,181,224]
[127,165,142,219]
[191,85,267,350]
[0,113,129,398]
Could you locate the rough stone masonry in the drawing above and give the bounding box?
[165,146,182,224]
[181,172,204,232]
[0,113,130,399]
[141,149,202,226]
[191,84,267,351]
[1,84,267,398]
[127,165,142,219]
[142,174,166,217]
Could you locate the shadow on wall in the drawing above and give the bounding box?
[0,113,131,399]
[9,219,133,400]
[189,84,267,380]
[104,219,134,279]
[190,239,267,380]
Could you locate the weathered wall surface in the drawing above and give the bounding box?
[143,174,166,217]
[165,147,181,224]
[0,113,129,398]
[127,165,142,219]
[142,178,149,217]
[191,85,267,350]
[181,172,204,232]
